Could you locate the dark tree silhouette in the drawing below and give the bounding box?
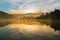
[37,9,60,20]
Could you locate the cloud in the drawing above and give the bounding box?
[48,0,55,3]
[19,0,34,9]
[3,0,21,6]
[0,0,60,13]
[54,2,60,8]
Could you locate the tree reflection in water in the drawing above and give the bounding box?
[37,19,60,31]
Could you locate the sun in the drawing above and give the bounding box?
[23,9,39,13]
[24,9,35,13]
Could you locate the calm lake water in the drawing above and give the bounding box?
[0,19,60,40]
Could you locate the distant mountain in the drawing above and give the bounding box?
[0,11,13,19]
[37,9,60,20]
[0,11,9,15]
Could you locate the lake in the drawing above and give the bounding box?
[0,19,60,40]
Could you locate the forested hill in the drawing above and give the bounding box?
[37,9,60,20]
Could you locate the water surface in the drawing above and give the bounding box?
[0,19,60,40]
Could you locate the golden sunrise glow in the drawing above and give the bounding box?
[8,24,40,33]
[9,9,40,14]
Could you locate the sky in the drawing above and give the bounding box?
[0,0,60,14]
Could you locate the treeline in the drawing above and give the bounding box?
[37,9,60,20]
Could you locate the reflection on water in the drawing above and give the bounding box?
[0,19,60,40]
